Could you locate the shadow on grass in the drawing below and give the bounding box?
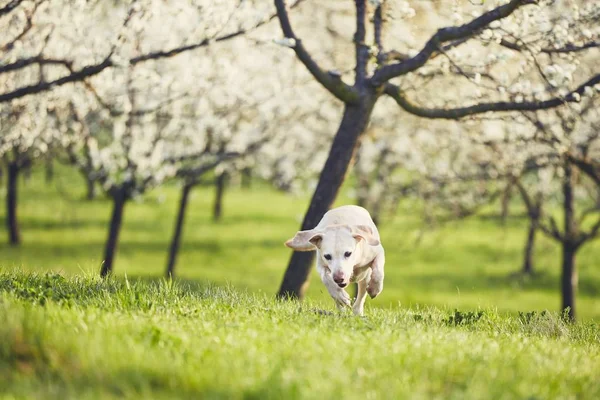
[476,212,529,222]
[401,269,600,297]
[0,238,285,260]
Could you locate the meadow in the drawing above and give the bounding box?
[2,167,599,319]
[1,167,600,398]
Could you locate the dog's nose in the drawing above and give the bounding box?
[333,275,346,287]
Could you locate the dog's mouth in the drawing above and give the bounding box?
[337,282,347,288]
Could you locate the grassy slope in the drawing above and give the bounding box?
[1,166,599,319]
[1,272,599,399]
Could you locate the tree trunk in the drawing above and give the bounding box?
[241,167,252,189]
[500,181,513,225]
[277,99,376,299]
[522,216,537,275]
[561,243,577,321]
[561,162,577,321]
[165,183,193,279]
[45,157,54,184]
[85,175,96,200]
[100,189,127,277]
[6,162,20,246]
[213,172,227,222]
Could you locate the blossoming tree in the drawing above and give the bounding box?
[273,0,600,299]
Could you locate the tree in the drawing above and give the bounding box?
[0,93,72,245]
[274,0,600,299]
[163,103,274,278]
[517,98,600,321]
[66,73,185,277]
[0,0,307,104]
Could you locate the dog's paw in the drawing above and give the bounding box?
[367,279,383,299]
[352,305,364,316]
[332,289,351,309]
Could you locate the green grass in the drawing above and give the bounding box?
[1,167,600,398]
[1,166,599,320]
[1,271,599,399]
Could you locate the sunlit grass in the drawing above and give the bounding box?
[1,271,599,399]
[1,166,599,320]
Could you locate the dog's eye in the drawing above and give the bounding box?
[344,251,352,258]
[324,254,332,261]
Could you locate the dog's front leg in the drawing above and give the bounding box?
[317,262,351,310]
[352,269,371,316]
[367,249,385,299]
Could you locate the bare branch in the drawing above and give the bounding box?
[370,0,535,85]
[514,179,536,216]
[373,2,385,65]
[578,206,600,225]
[273,0,359,103]
[0,57,114,104]
[566,152,600,186]
[384,74,600,119]
[0,56,73,74]
[0,0,23,16]
[537,215,563,242]
[500,39,600,54]
[354,0,369,86]
[577,216,600,247]
[177,152,240,179]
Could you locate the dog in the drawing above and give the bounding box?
[285,205,385,316]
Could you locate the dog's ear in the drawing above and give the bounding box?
[285,230,323,251]
[352,225,380,247]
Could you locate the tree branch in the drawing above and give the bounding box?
[0,1,306,103]
[538,215,563,242]
[354,0,369,86]
[373,2,385,65]
[514,179,536,216]
[0,0,23,16]
[274,0,360,103]
[0,56,73,74]
[577,216,600,247]
[177,152,240,179]
[500,39,600,54]
[370,0,535,85]
[384,74,600,119]
[565,152,600,186]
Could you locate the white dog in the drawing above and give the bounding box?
[285,205,385,316]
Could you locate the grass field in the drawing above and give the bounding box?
[0,167,599,398]
[1,166,599,319]
[1,272,599,399]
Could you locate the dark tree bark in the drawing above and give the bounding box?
[85,175,96,200]
[561,163,577,321]
[277,99,376,299]
[213,171,227,222]
[100,188,127,277]
[165,183,193,279]
[522,216,538,275]
[6,162,20,246]
[561,242,577,321]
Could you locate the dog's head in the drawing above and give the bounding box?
[285,224,379,288]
